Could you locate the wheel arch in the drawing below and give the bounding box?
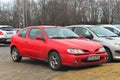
[103,46,113,58]
[48,49,60,57]
[10,45,17,54]
[48,49,62,62]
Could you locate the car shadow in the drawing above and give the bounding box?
[21,58,49,68]
[20,58,104,71]
[111,60,120,63]
[66,64,104,71]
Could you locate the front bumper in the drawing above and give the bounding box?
[61,53,107,67]
[112,50,120,60]
[0,38,11,43]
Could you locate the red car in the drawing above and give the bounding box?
[10,26,107,70]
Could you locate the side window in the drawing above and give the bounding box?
[104,27,114,32]
[29,28,44,39]
[74,27,92,37]
[104,27,120,35]
[18,29,28,38]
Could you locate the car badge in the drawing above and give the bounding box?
[91,49,94,51]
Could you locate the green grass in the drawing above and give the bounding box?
[52,62,120,80]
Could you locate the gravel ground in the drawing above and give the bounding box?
[0,45,64,80]
[0,57,64,80]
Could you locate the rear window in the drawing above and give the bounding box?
[0,27,14,31]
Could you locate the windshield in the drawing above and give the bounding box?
[0,27,14,31]
[44,28,79,39]
[88,27,118,37]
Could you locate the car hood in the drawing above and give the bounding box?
[51,39,102,51]
[97,37,120,44]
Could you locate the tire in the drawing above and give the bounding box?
[11,47,22,62]
[48,51,62,70]
[105,48,112,63]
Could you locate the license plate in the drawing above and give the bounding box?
[6,39,11,42]
[7,32,13,34]
[87,56,100,61]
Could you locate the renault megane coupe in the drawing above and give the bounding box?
[10,26,107,70]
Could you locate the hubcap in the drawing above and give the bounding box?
[12,49,18,60]
[50,55,59,68]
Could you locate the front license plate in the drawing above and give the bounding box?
[87,56,100,61]
[6,39,11,42]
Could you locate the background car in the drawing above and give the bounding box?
[66,25,120,62]
[10,26,107,70]
[97,24,120,36]
[113,25,120,30]
[0,25,16,44]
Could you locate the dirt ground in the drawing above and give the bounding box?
[52,61,120,80]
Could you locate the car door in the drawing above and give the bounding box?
[16,28,28,56]
[25,28,46,58]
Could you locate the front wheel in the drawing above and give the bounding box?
[11,47,22,62]
[105,48,112,63]
[48,52,62,70]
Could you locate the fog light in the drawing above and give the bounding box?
[74,60,78,64]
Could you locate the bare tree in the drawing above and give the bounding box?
[1,0,120,27]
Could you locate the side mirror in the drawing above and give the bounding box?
[36,35,43,40]
[79,34,83,38]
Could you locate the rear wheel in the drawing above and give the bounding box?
[48,51,62,70]
[105,48,112,62]
[11,47,22,62]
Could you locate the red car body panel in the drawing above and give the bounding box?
[10,26,107,66]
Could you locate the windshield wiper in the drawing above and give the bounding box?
[66,36,79,39]
[110,36,118,37]
[50,37,65,39]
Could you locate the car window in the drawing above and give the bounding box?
[44,28,79,39]
[29,28,44,39]
[18,29,28,38]
[104,27,120,36]
[74,27,92,37]
[89,27,118,37]
[0,27,14,31]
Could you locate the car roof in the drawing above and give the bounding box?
[112,24,120,27]
[96,24,114,27]
[66,25,95,28]
[27,25,63,28]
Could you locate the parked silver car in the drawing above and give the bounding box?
[66,25,120,62]
[0,25,16,43]
[114,25,120,30]
[97,24,120,36]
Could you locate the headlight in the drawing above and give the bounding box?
[99,47,105,53]
[67,49,84,54]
